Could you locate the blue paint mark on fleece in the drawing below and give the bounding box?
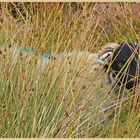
[41,53,51,59]
[11,45,69,60]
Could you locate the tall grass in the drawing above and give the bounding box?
[0,2,140,137]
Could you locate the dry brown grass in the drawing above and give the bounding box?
[0,2,140,138]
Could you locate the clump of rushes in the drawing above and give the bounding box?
[0,2,140,138]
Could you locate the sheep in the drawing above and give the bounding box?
[1,43,133,128]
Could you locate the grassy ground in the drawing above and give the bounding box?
[0,2,140,137]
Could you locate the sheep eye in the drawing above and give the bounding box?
[100,51,113,61]
[97,51,113,65]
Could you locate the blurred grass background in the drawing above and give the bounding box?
[0,2,140,138]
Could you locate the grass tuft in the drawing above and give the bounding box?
[0,2,140,138]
